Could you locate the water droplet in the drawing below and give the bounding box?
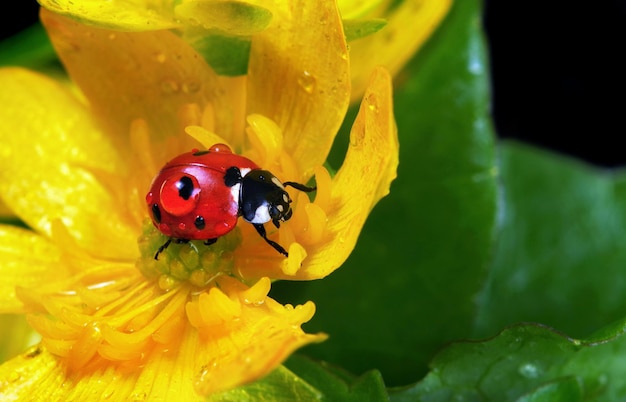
[8,371,21,383]
[297,71,316,94]
[130,392,147,401]
[518,362,541,378]
[160,79,180,94]
[154,52,167,63]
[182,80,201,94]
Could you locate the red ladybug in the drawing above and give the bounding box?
[146,144,315,260]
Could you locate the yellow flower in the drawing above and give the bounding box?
[36,0,452,98]
[0,1,398,400]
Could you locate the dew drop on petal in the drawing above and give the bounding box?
[8,371,21,383]
[154,52,167,63]
[182,81,201,94]
[160,79,180,94]
[297,71,316,94]
[130,392,147,401]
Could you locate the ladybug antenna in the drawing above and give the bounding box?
[283,181,316,193]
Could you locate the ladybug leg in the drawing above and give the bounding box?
[253,224,288,257]
[284,182,316,193]
[154,238,173,260]
[204,238,217,246]
[174,238,200,254]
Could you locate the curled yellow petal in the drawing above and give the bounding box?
[247,0,351,179]
[301,67,398,279]
[229,67,397,281]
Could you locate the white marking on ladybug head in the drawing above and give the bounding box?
[271,176,284,189]
[249,203,271,224]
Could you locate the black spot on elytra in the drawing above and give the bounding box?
[194,215,206,230]
[152,203,161,223]
[224,167,242,187]
[176,176,194,200]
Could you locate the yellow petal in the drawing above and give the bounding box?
[186,276,326,395]
[301,67,398,279]
[0,225,67,314]
[40,9,240,146]
[349,0,452,101]
[0,278,324,398]
[247,0,351,179]
[38,0,180,31]
[175,0,272,36]
[0,68,137,259]
[0,200,13,219]
[338,0,391,19]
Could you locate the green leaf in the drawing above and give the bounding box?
[208,364,321,401]
[343,19,387,42]
[177,1,273,76]
[209,355,388,401]
[516,377,583,402]
[187,34,251,76]
[474,141,626,338]
[0,23,57,68]
[389,324,626,401]
[285,355,389,401]
[271,0,497,387]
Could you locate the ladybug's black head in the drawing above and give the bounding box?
[240,170,293,228]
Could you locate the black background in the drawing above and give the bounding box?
[2,1,625,168]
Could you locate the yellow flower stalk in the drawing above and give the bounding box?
[0,1,398,399]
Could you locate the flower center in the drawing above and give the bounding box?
[136,219,242,290]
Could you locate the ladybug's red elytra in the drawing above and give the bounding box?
[146,143,315,260]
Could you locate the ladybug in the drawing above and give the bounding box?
[146,143,315,260]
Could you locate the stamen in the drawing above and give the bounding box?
[284,243,307,276]
[246,114,284,165]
